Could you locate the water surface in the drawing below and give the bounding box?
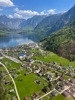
[0,33,33,48]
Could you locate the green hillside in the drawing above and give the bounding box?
[42,21,75,61]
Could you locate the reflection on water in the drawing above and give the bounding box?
[0,33,33,48]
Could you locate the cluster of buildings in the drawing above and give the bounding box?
[0,43,75,100]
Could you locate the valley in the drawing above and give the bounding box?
[0,43,75,100]
[0,1,75,100]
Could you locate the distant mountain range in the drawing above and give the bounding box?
[47,5,75,35]
[0,5,75,32]
[0,22,8,30]
[0,15,46,30]
[34,14,62,34]
[0,15,24,29]
[34,5,75,40]
[20,15,46,30]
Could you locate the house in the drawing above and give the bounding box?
[11,96,16,100]
[62,91,70,97]
[57,66,62,71]
[5,80,10,84]
[0,52,3,60]
[46,72,54,81]
[9,89,14,93]
[23,97,29,100]
[73,93,75,98]
[51,90,58,96]
[32,92,38,99]
[34,69,40,74]
[61,85,69,90]
[70,79,75,84]
[37,72,42,76]
[70,87,75,92]
[68,65,72,68]
[55,86,60,91]
[19,54,25,60]
[35,80,41,84]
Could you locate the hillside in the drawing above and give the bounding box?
[34,14,62,36]
[42,21,75,61]
[0,15,24,29]
[20,15,46,29]
[0,22,10,36]
[47,5,75,35]
[0,15,46,30]
[0,22,7,30]
[33,5,75,41]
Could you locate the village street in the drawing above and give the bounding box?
[36,88,55,100]
[36,83,75,100]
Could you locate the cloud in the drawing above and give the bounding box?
[0,0,14,7]
[8,14,13,18]
[9,8,57,19]
[8,13,24,19]
[14,13,24,19]
[61,11,67,14]
[47,9,56,14]
[14,8,39,19]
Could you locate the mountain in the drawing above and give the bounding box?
[0,15,46,30]
[0,15,25,29]
[47,5,75,35]
[42,21,75,61]
[33,5,75,41]
[0,22,13,36]
[20,15,46,29]
[0,22,7,30]
[34,14,62,35]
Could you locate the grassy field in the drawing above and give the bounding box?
[2,58,21,68]
[1,58,48,100]
[33,52,75,68]
[52,95,74,100]
[15,72,48,100]
[30,49,39,53]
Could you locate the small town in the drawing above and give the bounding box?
[0,1,75,100]
[0,43,75,100]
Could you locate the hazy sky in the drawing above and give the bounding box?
[0,0,75,19]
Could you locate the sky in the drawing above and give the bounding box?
[0,0,75,19]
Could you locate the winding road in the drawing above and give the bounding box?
[0,62,20,100]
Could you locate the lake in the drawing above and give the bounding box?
[0,33,34,48]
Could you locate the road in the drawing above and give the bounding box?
[31,60,43,64]
[2,53,22,64]
[35,84,74,100]
[36,88,55,100]
[50,76,60,82]
[0,62,20,100]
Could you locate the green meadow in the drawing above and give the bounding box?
[15,73,48,100]
[33,52,75,68]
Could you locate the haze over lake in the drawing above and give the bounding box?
[0,33,33,48]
